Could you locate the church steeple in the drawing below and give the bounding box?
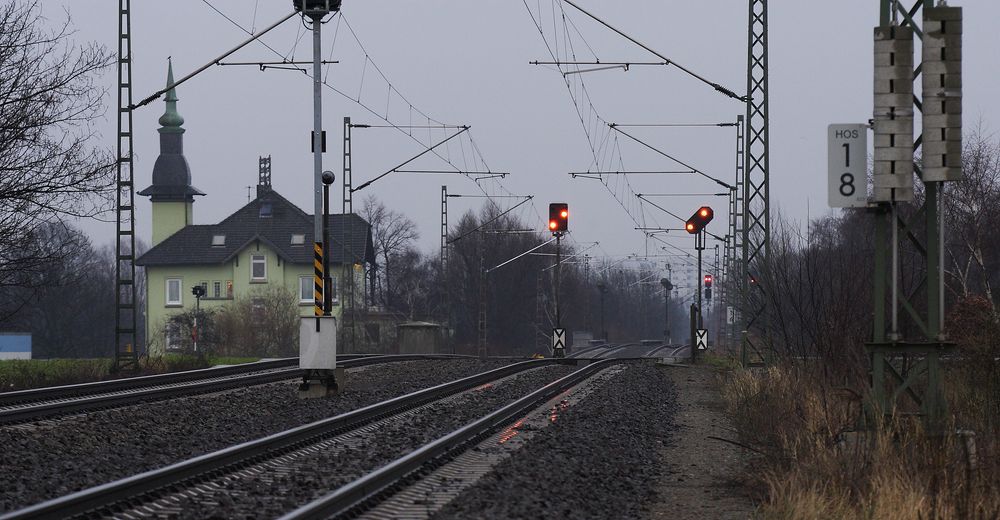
[139,59,204,245]
[157,58,184,130]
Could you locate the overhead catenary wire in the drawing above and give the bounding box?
[447,197,534,245]
[558,0,746,101]
[610,125,734,190]
[200,1,513,212]
[132,8,299,110]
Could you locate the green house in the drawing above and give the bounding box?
[136,62,374,355]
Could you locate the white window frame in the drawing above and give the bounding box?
[251,254,267,281]
[299,276,313,304]
[212,281,222,299]
[166,278,182,306]
[328,275,339,305]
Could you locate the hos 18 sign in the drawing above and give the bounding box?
[827,124,868,208]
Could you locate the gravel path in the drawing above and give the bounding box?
[132,364,577,519]
[432,362,679,520]
[0,359,512,512]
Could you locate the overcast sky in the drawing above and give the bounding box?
[44,1,1000,278]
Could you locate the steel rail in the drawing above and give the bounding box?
[565,342,610,358]
[0,358,559,520]
[279,358,618,520]
[0,357,302,407]
[0,355,475,425]
[593,342,639,359]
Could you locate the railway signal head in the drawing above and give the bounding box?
[703,274,713,288]
[191,285,206,298]
[293,0,342,15]
[548,203,569,233]
[685,206,714,234]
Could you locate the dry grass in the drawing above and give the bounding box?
[722,365,1000,520]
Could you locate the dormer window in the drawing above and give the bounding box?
[291,234,305,245]
[211,235,226,246]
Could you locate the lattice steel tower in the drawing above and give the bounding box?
[114,0,139,372]
[741,0,770,363]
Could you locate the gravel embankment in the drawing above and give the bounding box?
[0,359,514,512]
[162,364,578,519]
[433,362,678,520]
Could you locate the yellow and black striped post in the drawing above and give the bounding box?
[314,242,324,316]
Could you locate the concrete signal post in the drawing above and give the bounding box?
[297,0,341,398]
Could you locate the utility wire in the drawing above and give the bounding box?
[610,125,734,190]
[559,0,745,101]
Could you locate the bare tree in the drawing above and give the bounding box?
[0,1,115,288]
[361,195,419,309]
[945,127,1000,315]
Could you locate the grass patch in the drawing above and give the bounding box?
[0,355,264,392]
[721,364,1000,519]
[699,352,741,370]
[0,359,113,392]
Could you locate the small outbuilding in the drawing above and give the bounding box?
[397,322,447,354]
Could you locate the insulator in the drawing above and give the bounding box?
[873,25,915,202]
[922,6,963,182]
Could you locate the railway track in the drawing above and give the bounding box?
[280,358,616,519]
[0,358,570,520]
[0,354,471,425]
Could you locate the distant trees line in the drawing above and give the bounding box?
[360,196,686,356]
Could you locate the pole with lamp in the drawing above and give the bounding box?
[296,0,341,398]
[191,284,205,356]
[660,277,672,345]
[597,281,608,342]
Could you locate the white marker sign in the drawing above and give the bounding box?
[552,328,566,353]
[696,329,708,350]
[827,124,868,208]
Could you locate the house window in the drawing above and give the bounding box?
[213,281,222,299]
[211,235,226,246]
[199,281,208,296]
[299,276,314,304]
[251,254,266,281]
[226,280,233,298]
[166,278,182,306]
[291,234,305,245]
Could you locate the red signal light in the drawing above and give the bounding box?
[548,203,568,233]
[685,206,714,234]
[703,274,713,288]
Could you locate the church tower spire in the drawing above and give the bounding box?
[139,58,204,246]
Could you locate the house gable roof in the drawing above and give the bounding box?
[137,190,375,267]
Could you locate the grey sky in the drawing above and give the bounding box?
[46,1,1000,277]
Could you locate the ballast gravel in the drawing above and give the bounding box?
[0,358,514,513]
[162,364,577,519]
[432,362,679,520]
